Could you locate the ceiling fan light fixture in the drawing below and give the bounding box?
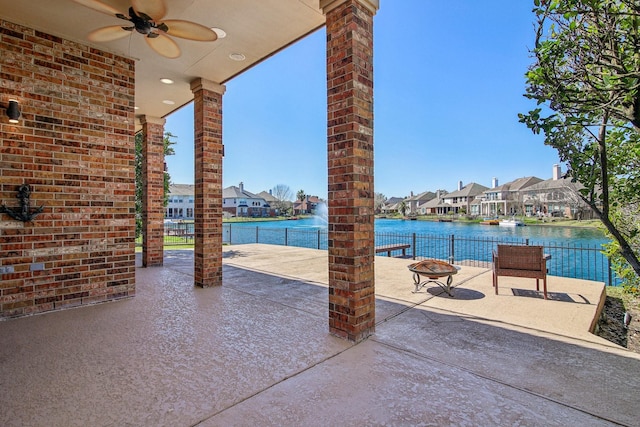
[75,0,218,59]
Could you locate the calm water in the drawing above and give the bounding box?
[227,217,609,247]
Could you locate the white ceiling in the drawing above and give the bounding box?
[0,0,326,129]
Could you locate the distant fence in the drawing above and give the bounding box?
[157,222,620,286]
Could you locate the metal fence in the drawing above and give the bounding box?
[157,222,620,286]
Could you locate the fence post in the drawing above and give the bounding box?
[256,226,259,243]
[412,233,416,260]
[526,238,529,246]
[608,257,613,287]
[285,228,288,246]
[317,229,321,249]
[449,234,455,264]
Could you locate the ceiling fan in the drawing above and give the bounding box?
[73,0,217,59]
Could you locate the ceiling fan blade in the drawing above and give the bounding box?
[88,26,131,42]
[161,20,217,41]
[132,0,167,22]
[72,0,124,17]
[146,33,180,58]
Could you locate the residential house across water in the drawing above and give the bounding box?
[382,164,592,219]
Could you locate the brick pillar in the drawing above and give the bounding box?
[140,116,166,267]
[322,0,379,342]
[190,78,225,287]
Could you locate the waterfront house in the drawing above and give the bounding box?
[223,183,272,218]
[522,165,593,219]
[293,195,324,215]
[166,184,195,220]
[380,197,404,215]
[405,191,436,215]
[479,176,543,217]
[441,182,489,214]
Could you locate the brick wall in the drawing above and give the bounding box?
[191,79,224,288]
[0,19,136,319]
[325,0,376,342]
[140,117,165,267]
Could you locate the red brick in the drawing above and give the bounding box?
[0,18,135,319]
[324,0,377,342]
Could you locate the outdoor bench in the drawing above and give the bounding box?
[375,243,411,257]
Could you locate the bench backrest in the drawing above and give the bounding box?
[497,245,544,271]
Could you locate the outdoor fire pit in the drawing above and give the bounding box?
[408,259,459,296]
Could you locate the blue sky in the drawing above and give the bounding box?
[165,0,560,200]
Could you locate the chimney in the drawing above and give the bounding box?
[458,180,463,191]
[492,177,498,188]
[410,191,414,197]
[552,164,561,180]
[239,182,244,192]
[269,189,272,195]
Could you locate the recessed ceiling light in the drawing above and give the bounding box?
[229,53,246,61]
[160,78,174,84]
[212,28,226,38]
[134,106,139,110]
[162,100,175,105]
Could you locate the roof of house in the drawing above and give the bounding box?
[384,197,404,206]
[444,182,489,198]
[420,197,448,208]
[256,191,278,203]
[523,177,582,192]
[168,184,195,196]
[485,176,543,193]
[223,186,259,199]
[406,191,436,202]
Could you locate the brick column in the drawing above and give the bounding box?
[140,116,166,267]
[190,78,225,287]
[322,0,379,342]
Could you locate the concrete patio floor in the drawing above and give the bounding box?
[1,243,639,426]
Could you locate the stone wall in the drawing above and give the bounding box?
[0,19,136,318]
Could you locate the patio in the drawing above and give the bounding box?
[1,244,639,426]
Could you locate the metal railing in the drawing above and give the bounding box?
[155,223,620,286]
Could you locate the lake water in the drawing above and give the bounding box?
[227,217,608,246]
[224,218,616,284]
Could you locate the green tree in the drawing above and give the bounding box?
[399,201,407,217]
[519,0,640,278]
[297,189,306,201]
[135,131,176,238]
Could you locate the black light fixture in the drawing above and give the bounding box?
[4,99,20,123]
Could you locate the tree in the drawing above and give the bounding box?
[296,189,306,201]
[399,201,407,217]
[272,184,293,215]
[374,192,387,214]
[519,0,640,277]
[135,131,176,237]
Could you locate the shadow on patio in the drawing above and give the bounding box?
[1,244,639,426]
